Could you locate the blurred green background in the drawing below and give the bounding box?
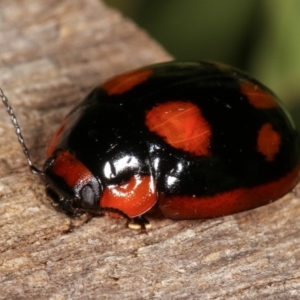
[104,0,300,130]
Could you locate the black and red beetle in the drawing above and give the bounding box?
[1,61,300,230]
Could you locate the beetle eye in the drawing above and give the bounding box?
[79,185,97,209]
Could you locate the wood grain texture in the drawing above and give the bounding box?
[0,1,300,299]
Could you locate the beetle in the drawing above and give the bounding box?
[1,61,300,230]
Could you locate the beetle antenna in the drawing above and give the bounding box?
[0,88,44,176]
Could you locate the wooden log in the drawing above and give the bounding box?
[0,1,299,299]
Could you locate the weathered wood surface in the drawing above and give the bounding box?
[0,1,300,299]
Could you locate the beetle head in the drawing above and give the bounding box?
[44,150,102,217]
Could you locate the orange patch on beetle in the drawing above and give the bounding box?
[240,81,278,109]
[257,123,281,162]
[101,175,156,218]
[145,101,211,156]
[102,69,153,96]
[159,164,300,219]
[51,151,93,188]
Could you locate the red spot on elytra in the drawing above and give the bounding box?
[257,123,281,162]
[101,175,156,218]
[240,81,278,109]
[159,164,300,219]
[102,69,153,96]
[145,101,212,156]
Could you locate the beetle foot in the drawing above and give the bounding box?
[128,216,151,232]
